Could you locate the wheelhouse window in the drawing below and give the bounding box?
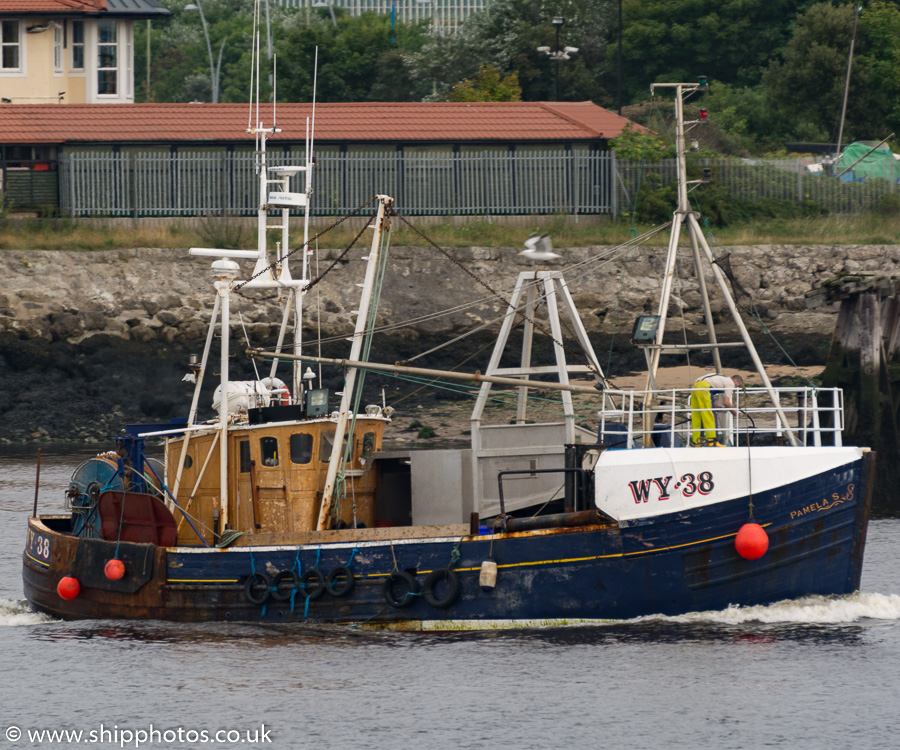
[97,20,117,94]
[290,434,313,465]
[1,20,20,70]
[361,432,376,464]
[319,431,348,463]
[260,437,279,467]
[239,441,251,473]
[71,21,84,70]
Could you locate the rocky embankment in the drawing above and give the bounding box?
[0,243,897,444]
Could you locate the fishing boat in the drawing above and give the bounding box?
[22,78,874,627]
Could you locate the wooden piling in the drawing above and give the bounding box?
[808,274,900,506]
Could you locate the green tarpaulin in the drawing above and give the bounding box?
[837,142,900,181]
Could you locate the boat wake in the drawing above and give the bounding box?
[0,597,55,626]
[409,592,900,632]
[638,591,900,626]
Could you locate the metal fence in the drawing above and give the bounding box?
[617,157,898,216]
[59,150,616,218]
[57,151,899,219]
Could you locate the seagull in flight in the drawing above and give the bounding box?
[520,233,561,261]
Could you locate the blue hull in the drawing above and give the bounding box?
[23,455,873,625]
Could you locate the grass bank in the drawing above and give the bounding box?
[1,212,899,251]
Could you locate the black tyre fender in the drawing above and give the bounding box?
[422,568,460,609]
[325,566,355,597]
[299,568,326,600]
[244,572,272,605]
[271,570,300,602]
[383,570,420,608]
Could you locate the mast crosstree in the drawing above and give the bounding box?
[647,81,799,446]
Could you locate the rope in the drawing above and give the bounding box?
[746,426,755,521]
[304,213,376,295]
[291,223,669,354]
[113,488,127,559]
[248,548,267,616]
[289,545,303,613]
[389,537,398,572]
[232,197,377,293]
[348,603,390,629]
[389,336,497,407]
[529,482,565,518]
[238,310,262,382]
[143,459,211,547]
[384,371,601,421]
[303,547,323,618]
[700,215,817,389]
[391,209,603,379]
[675,252,693,376]
[331,207,393,524]
[605,269,623,376]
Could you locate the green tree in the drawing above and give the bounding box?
[274,12,430,102]
[608,122,670,159]
[615,0,810,105]
[136,0,269,103]
[762,2,900,144]
[762,3,859,142]
[857,1,900,138]
[407,0,616,103]
[449,64,522,101]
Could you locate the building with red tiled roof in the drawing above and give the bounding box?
[0,0,169,105]
[0,100,642,214]
[0,100,641,146]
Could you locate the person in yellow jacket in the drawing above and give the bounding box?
[690,373,743,446]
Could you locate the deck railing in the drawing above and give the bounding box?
[597,387,844,449]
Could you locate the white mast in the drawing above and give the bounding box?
[648,80,799,446]
[316,195,393,530]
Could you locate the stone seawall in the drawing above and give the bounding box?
[0,243,896,443]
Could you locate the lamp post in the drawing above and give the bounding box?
[835,4,861,160]
[617,0,622,114]
[536,16,577,101]
[184,0,223,103]
[313,1,337,28]
[415,0,439,36]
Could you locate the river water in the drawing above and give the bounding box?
[2,450,900,750]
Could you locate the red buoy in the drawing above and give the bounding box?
[735,523,769,560]
[57,575,80,600]
[104,559,125,581]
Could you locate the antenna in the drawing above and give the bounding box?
[272,55,277,128]
[248,0,258,135]
[255,24,260,134]
[310,47,318,159]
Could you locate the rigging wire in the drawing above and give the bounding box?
[281,219,670,352]
[391,209,605,379]
[690,196,818,388]
[237,310,263,382]
[232,197,377,293]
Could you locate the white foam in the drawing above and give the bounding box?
[0,598,55,626]
[639,592,900,626]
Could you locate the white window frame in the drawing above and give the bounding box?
[0,19,24,75]
[71,19,85,71]
[53,22,63,73]
[96,18,117,96]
